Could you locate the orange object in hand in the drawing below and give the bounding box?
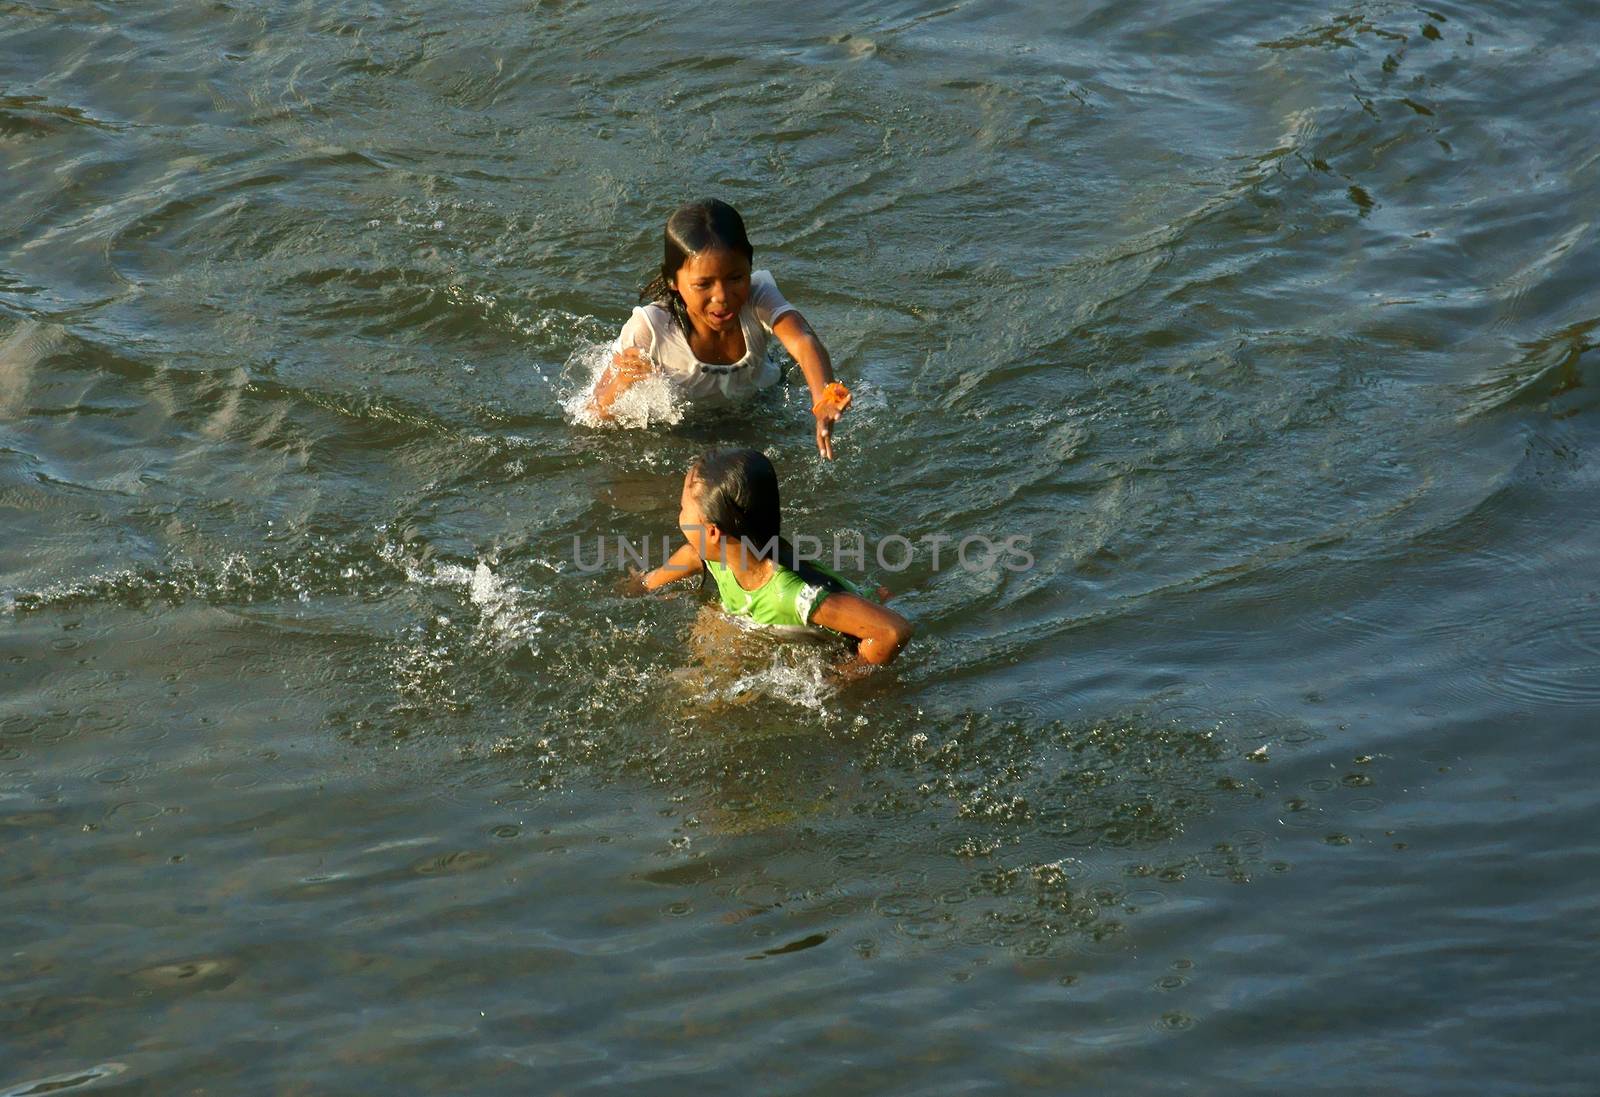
[812,381,851,417]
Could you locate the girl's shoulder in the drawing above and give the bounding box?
[747,270,795,324]
[706,560,821,629]
[623,301,678,344]
[632,301,672,326]
[766,562,849,627]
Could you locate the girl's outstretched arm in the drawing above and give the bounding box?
[810,591,913,666]
[641,540,702,592]
[771,311,849,460]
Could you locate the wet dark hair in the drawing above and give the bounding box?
[689,447,845,593]
[642,199,754,336]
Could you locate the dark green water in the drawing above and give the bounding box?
[4,1,1598,1092]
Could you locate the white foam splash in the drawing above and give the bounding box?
[721,649,837,712]
[458,561,548,647]
[379,542,549,650]
[561,341,686,429]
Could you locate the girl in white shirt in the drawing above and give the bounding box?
[589,198,852,460]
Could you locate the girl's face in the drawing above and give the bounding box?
[679,472,718,559]
[672,247,751,335]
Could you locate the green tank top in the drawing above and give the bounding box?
[704,559,863,630]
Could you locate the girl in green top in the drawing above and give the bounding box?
[641,448,913,666]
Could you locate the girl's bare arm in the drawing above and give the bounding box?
[810,591,913,665]
[641,540,702,592]
[772,311,849,460]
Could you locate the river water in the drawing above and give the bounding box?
[3,1,1598,1092]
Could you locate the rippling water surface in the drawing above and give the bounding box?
[4,1,1598,1092]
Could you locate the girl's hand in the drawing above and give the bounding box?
[814,414,836,461]
[591,346,653,418]
[813,399,850,461]
[811,381,850,460]
[611,346,652,383]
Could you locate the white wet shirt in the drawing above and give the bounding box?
[610,269,796,403]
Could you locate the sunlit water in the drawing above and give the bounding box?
[3,1,1598,1092]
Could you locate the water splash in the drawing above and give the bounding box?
[560,341,686,429]
[7,545,383,614]
[720,647,838,713]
